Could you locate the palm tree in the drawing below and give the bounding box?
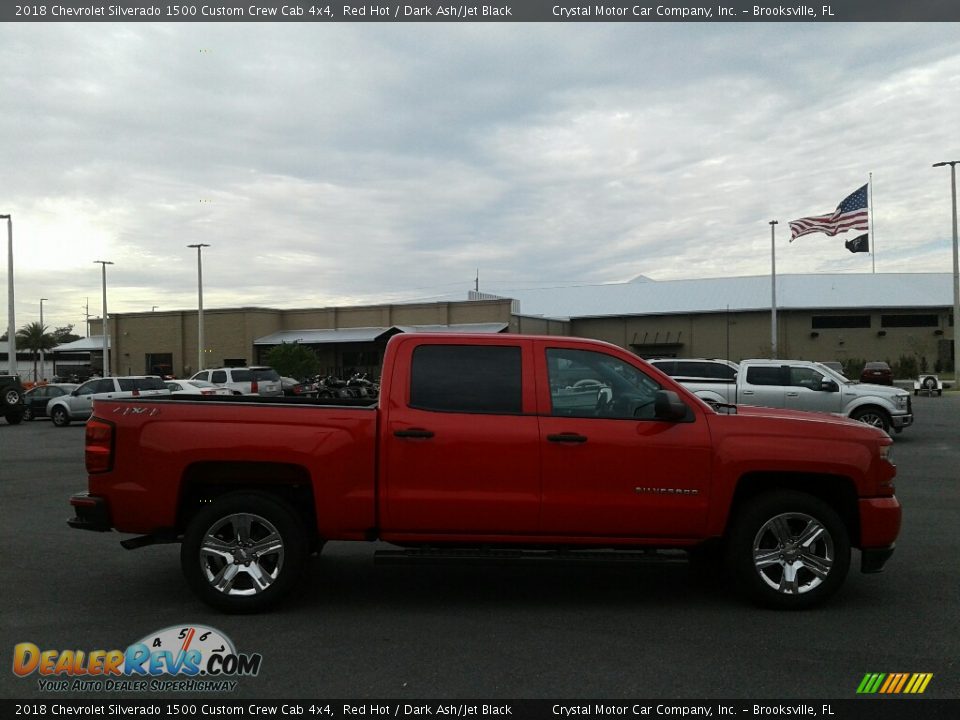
[16,322,56,382]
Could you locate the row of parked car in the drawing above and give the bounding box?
[15,366,284,427]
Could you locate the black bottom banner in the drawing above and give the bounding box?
[3,699,958,720]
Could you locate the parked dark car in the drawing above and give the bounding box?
[280,376,317,397]
[22,383,79,421]
[861,361,894,385]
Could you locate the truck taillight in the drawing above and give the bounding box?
[85,418,115,474]
[251,379,259,395]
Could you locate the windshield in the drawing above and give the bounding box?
[816,363,854,385]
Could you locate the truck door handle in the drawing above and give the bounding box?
[394,428,435,439]
[786,392,799,397]
[741,390,755,395]
[547,433,588,444]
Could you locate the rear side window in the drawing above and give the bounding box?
[118,378,163,392]
[211,370,227,383]
[230,369,252,382]
[745,367,784,386]
[251,368,280,381]
[410,345,522,414]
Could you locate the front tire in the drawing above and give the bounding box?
[50,406,71,427]
[181,492,308,613]
[851,406,891,434]
[728,491,850,610]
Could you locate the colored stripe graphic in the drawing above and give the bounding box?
[857,673,933,694]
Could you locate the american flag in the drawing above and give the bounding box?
[789,184,869,241]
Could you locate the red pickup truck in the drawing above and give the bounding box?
[69,334,900,612]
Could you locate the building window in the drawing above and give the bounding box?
[880,314,939,328]
[145,353,173,377]
[811,315,871,329]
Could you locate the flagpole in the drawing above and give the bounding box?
[770,220,778,359]
[869,172,875,273]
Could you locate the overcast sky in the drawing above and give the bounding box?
[2,21,960,334]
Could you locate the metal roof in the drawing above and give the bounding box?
[51,336,110,353]
[254,323,508,346]
[255,327,387,345]
[491,273,954,319]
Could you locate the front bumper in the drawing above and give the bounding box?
[858,496,901,573]
[68,492,112,532]
[891,413,913,429]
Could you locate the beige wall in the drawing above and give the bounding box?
[94,302,954,377]
[572,309,953,367]
[97,299,520,377]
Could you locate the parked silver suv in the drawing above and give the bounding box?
[47,376,171,427]
[189,366,282,396]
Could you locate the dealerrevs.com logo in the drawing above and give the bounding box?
[12,625,261,693]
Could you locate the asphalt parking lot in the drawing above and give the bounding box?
[1,396,958,701]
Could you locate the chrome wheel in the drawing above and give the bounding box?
[199,512,285,597]
[730,490,850,609]
[182,492,308,613]
[51,406,70,427]
[852,407,890,433]
[752,512,835,595]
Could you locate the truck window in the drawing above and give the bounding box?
[409,345,522,414]
[788,367,825,390]
[546,348,661,420]
[745,367,784,386]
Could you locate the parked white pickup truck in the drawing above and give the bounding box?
[649,358,913,434]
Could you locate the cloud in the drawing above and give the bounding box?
[2,23,960,332]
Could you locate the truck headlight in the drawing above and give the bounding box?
[895,395,908,409]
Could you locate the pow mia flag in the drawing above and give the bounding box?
[845,233,869,253]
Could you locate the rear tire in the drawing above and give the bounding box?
[727,490,850,610]
[22,407,34,422]
[181,492,308,613]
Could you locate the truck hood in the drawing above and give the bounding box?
[845,382,909,398]
[729,403,888,437]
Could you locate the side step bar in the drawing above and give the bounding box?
[374,547,689,567]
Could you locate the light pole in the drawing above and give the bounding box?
[1,214,15,375]
[933,161,960,389]
[94,261,114,376]
[770,220,778,359]
[40,297,48,382]
[187,244,210,373]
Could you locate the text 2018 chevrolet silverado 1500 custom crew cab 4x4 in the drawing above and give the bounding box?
[69,334,901,612]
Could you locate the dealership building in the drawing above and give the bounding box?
[66,272,954,379]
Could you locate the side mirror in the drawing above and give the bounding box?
[654,390,689,421]
[820,380,839,393]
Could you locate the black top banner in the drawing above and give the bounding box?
[4,0,960,23]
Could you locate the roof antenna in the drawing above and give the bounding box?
[475,268,479,292]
